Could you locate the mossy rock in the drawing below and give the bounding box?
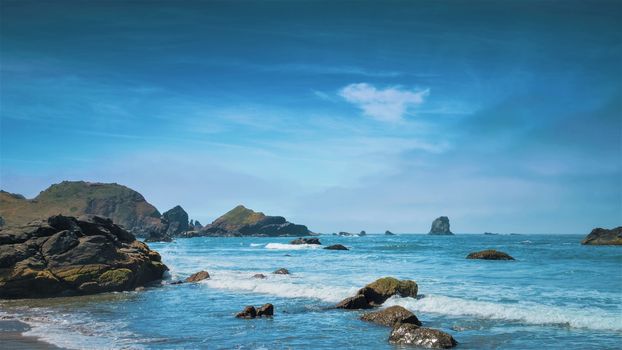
[97,268,133,288]
[362,277,418,304]
[53,264,107,285]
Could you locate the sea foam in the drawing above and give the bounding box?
[264,243,322,250]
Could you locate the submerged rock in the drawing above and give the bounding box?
[252,273,267,279]
[290,237,321,245]
[361,306,421,327]
[273,268,290,275]
[185,270,210,282]
[235,306,257,319]
[429,216,453,235]
[0,215,168,299]
[466,249,514,260]
[581,227,622,245]
[324,244,348,250]
[336,277,418,309]
[389,323,457,348]
[235,303,274,318]
[257,303,274,317]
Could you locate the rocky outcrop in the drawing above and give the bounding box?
[162,205,189,236]
[0,215,168,299]
[324,244,348,250]
[273,268,290,275]
[581,227,622,245]
[361,306,421,327]
[190,205,311,237]
[0,181,183,240]
[236,303,274,318]
[385,230,395,235]
[290,237,321,245]
[336,277,418,309]
[252,273,267,279]
[466,249,514,260]
[429,216,453,235]
[185,270,210,282]
[337,232,354,236]
[359,231,367,236]
[389,323,457,348]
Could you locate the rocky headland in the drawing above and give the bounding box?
[581,227,622,245]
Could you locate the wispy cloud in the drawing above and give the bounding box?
[339,83,429,122]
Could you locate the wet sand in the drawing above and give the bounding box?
[0,319,65,350]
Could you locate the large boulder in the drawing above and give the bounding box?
[361,306,421,327]
[581,227,622,245]
[162,205,189,236]
[235,303,274,318]
[273,268,290,275]
[429,216,452,235]
[195,205,311,237]
[290,237,321,245]
[185,270,210,282]
[0,215,168,299]
[337,277,418,309]
[466,249,514,260]
[389,323,457,348]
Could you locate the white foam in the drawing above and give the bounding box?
[250,243,263,247]
[385,294,622,332]
[264,243,322,250]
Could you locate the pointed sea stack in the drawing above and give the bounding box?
[429,216,453,235]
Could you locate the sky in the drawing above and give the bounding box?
[1,0,621,234]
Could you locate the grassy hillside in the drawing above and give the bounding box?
[212,205,266,231]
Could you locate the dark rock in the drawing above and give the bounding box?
[483,232,498,235]
[185,270,210,282]
[466,249,515,260]
[144,235,173,243]
[385,230,395,235]
[253,273,267,279]
[273,268,290,275]
[359,230,367,236]
[338,232,353,236]
[162,205,189,236]
[324,244,348,250]
[290,237,321,245]
[361,305,421,327]
[581,227,622,245]
[429,216,453,235]
[257,303,274,317]
[0,215,168,299]
[336,277,418,309]
[170,280,184,285]
[389,323,457,348]
[235,306,257,319]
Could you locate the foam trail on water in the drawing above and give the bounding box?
[385,294,622,332]
[265,243,322,250]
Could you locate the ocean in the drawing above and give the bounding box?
[1,234,621,349]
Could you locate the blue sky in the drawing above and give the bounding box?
[1,0,620,233]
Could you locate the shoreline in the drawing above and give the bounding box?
[0,319,65,350]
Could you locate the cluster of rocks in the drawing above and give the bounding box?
[0,215,168,298]
[289,237,349,251]
[236,303,274,318]
[337,277,457,348]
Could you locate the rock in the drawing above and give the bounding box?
[429,216,452,235]
[338,232,353,236]
[359,230,367,236]
[185,270,210,282]
[466,249,515,260]
[0,181,169,239]
[194,205,311,237]
[161,205,189,236]
[235,306,257,319]
[257,303,274,316]
[253,273,267,279]
[581,227,622,245]
[324,244,348,250]
[290,237,321,245]
[336,277,418,309]
[389,323,457,348]
[144,235,173,243]
[273,268,290,275]
[170,280,184,285]
[385,230,395,235]
[0,215,168,299]
[361,306,421,327]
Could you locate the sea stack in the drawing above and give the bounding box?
[581,227,622,245]
[429,216,453,235]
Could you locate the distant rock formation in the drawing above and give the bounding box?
[466,249,514,260]
[581,227,622,245]
[0,215,168,299]
[429,216,453,235]
[290,237,321,245]
[162,205,189,236]
[0,181,180,240]
[189,205,311,237]
[385,230,395,235]
[359,230,367,236]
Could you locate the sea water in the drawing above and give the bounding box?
[1,234,621,349]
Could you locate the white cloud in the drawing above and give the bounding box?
[339,83,429,122]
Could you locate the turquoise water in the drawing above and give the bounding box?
[1,234,621,349]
